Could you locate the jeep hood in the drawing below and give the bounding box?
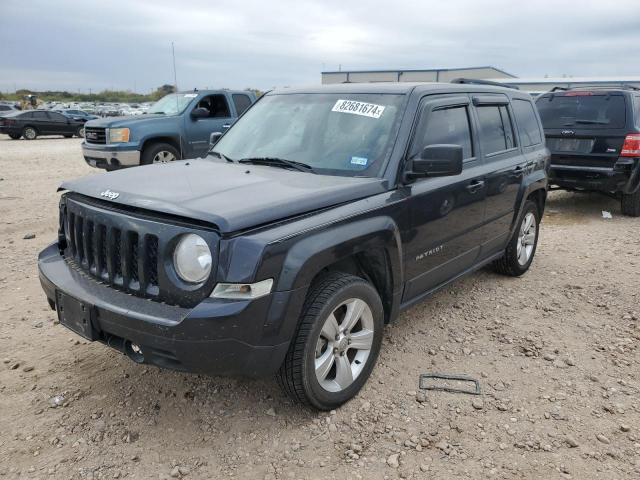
[60,159,387,233]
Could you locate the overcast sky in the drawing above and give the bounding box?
[2,0,640,93]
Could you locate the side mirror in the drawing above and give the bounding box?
[209,131,223,147]
[191,107,209,119]
[408,144,463,179]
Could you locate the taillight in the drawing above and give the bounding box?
[621,134,640,157]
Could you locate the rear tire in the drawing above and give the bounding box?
[22,126,37,140]
[492,200,540,276]
[277,272,384,410]
[621,190,640,217]
[64,134,73,138]
[141,142,180,165]
[8,133,21,140]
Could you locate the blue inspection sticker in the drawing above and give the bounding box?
[350,156,368,166]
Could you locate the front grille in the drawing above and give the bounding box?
[63,203,160,299]
[59,194,219,308]
[84,127,107,144]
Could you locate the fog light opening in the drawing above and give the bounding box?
[125,341,145,363]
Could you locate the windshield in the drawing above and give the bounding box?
[148,93,197,115]
[212,93,405,176]
[537,93,626,129]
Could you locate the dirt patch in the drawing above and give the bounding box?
[1,135,639,479]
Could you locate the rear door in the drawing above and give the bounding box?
[31,111,53,134]
[402,94,487,301]
[471,96,527,255]
[536,91,629,170]
[186,93,234,158]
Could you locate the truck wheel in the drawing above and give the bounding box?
[277,272,384,410]
[8,133,21,140]
[22,126,37,140]
[141,143,180,165]
[75,127,85,138]
[621,191,640,217]
[492,200,540,276]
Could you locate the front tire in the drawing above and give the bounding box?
[141,142,181,165]
[492,200,540,276]
[75,127,84,138]
[621,190,640,217]
[22,126,37,140]
[277,272,384,410]
[8,133,21,140]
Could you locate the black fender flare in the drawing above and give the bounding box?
[275,216,404,295]
[511,170,547,235]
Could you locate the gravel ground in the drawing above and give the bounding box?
[0,136,639,480]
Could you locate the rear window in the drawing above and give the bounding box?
[476,105,515,155]
[512,99,542,146]
[536,93,626,129]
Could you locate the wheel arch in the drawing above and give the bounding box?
[275,216,404,324]
[140,136,182,157]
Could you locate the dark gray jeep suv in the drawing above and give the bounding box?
[38,80,549,409]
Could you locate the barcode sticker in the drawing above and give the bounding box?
[331,99,385,119]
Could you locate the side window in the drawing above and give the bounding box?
[20,112,33,119]
[414,106,473,160]
[635,96,640,128]
[49,112,67,122]
[512,99,543,147]
[33,111,49,120]
[232,94,252,116]
[476,105,516,155]
[196,94,231,118]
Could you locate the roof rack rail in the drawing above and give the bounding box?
[551,84,640,92]
[450,78,520,90]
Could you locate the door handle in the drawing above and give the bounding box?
[222,124,231,129]
[465,180,485,193]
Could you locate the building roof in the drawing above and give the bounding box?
[322,66,516,78]
[488,76,640,85]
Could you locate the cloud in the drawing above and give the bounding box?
[1,0,639,92]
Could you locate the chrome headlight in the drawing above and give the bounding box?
[173,234,212,284]
[109,127,130,143]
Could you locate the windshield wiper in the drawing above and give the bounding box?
[238,157,315,173]
[209,150,234,163]
[149,111,165,115]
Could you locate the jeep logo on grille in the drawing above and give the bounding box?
[100,189,120,200]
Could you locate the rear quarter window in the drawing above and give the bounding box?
[536,93,626,129]
[512,99,543,146]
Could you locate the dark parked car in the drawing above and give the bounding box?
[536,86,640,216]
[81,90,256,170]
[55,109,99,122]
[38,81,548,409]
[0,110,86,140]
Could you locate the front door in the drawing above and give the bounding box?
[402,95,488,302]
[187,94,234,158]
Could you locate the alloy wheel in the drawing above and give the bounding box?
[152,151,176,163]
[314,298,374,393]
[517,212,536,266]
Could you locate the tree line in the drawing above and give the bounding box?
[0,85,263,103]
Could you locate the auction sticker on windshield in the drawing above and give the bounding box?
[331,99,386,119]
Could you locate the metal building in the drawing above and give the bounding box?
[321,66,516,84]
